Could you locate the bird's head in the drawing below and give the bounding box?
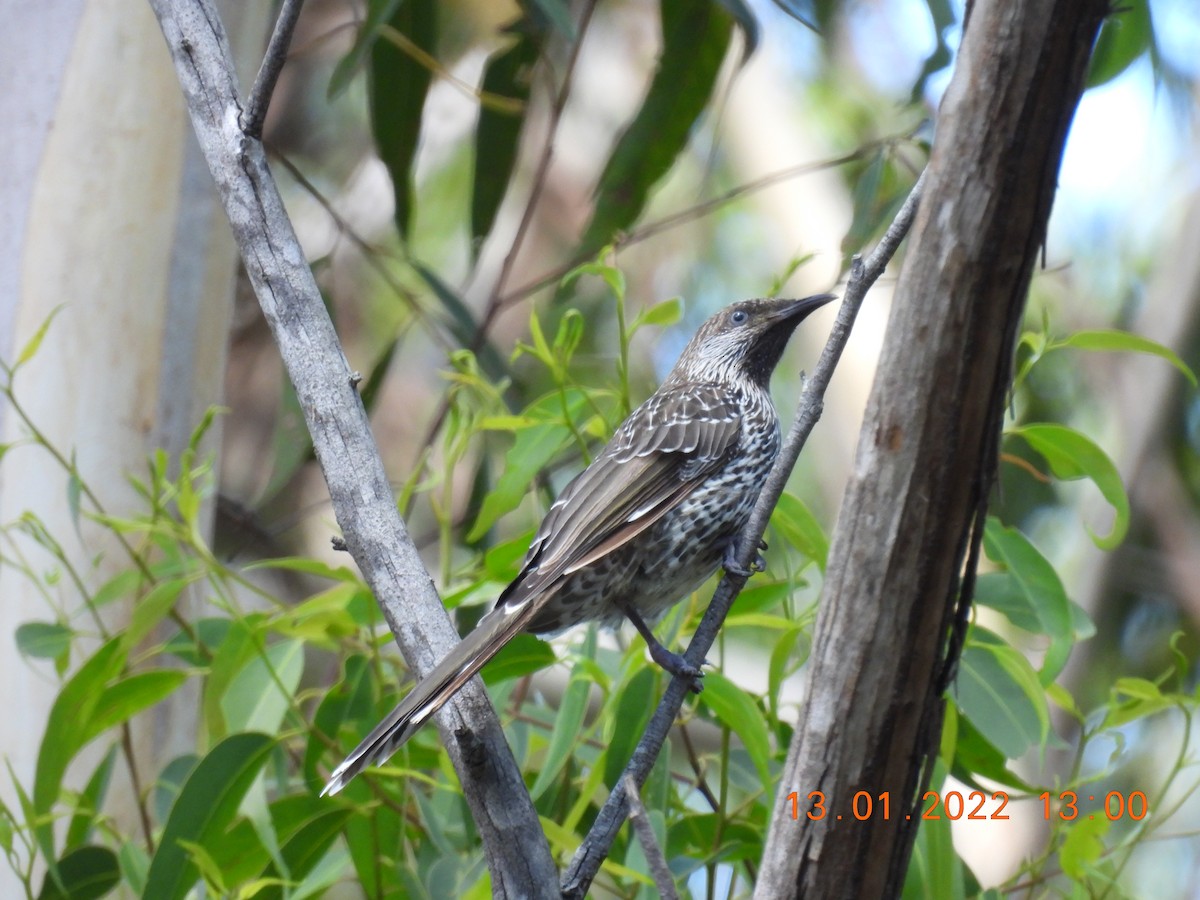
[667,295,837,388]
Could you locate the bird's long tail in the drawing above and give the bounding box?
[321,601,536,795]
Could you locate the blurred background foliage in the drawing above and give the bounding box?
[7,0,1200,896]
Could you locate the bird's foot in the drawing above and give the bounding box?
[647,640,705,693]
[722,544,766,578]
[617,598,706,692]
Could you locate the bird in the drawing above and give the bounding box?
[321,294,835,795]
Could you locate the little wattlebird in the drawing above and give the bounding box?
[322,294,835,795]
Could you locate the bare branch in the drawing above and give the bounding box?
[561,171,926,899]
[624,775,680,900]
[240,0,303,138]
[146,1,558,894]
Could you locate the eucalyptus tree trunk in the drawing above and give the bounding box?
[0,1,267,890]
[754,2,1109,897]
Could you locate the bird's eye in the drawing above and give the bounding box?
[730,310,748,325]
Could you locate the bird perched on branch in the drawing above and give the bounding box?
[322,294,835,795]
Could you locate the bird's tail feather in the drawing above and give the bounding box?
[320,601,536,795]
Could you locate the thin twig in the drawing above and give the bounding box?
[494,131,918,314]
[623,775,680,900]
[241,0,305,138]
[561,169,928,899]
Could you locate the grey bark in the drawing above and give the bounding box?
[146,1,558,895]
[754,1,1109,898]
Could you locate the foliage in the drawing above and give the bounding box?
[5,0,1200,897]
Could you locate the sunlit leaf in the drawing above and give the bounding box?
[1057,328,1196,387]
[1086,0,1151,88]
[701,672,771,790]
[1012,424,1129,549]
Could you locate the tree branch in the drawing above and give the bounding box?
[240,0,303,139]
[146,1,558,894]
[561,172,926,899]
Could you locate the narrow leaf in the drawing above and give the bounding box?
[528,662,591,801]
[579,0,734,256]
[1058,328,1197,387]
[701,672,771,790]
[473,25,541,247]
[370,0,437,239]
[141,733,276,900]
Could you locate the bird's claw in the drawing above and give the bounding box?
[722,545,766,578]
[648,644,705,693]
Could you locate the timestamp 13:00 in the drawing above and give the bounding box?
[787,790,1149,822]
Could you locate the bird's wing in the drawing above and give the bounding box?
[321,383,744,795]
[497,383,743,609]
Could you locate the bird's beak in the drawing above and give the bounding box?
[775,293,838,321]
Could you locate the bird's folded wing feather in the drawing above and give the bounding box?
[496,383,743,608]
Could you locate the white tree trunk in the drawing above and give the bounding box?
[0,0,266,886]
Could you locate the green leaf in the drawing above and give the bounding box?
[1086,0,1151,88]
[37,845,119,900]
[604,667,657,787]
[34,638,127,849]
[480,632,556,685]
[631,297,683,331]
[701,672,771,790]
[153,755,199,829]
[15,622,73,662]
[142,733,276,900]
[14,306,64,369]
[1057,328,1197,387]
[1012,424,1129,550]
[467,391,589,541]
[370,0,437,239]
[327,0,404,98]
[123,577,192,650]
[579,0,734,256]
[412,263,508,382]
[980,520,1073,683]
[472,24,541,247]
[1059,815,1110,880]
[204,620,259,739]
[953,630,1048,760]
[86,670,189,742]
[949,714,1041,794]
[221,639,306,735]
[255,799,353,900]
[65,746,116,851]
[770,492,829,571]
[528,661,592,801]
[902,762,963,900]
